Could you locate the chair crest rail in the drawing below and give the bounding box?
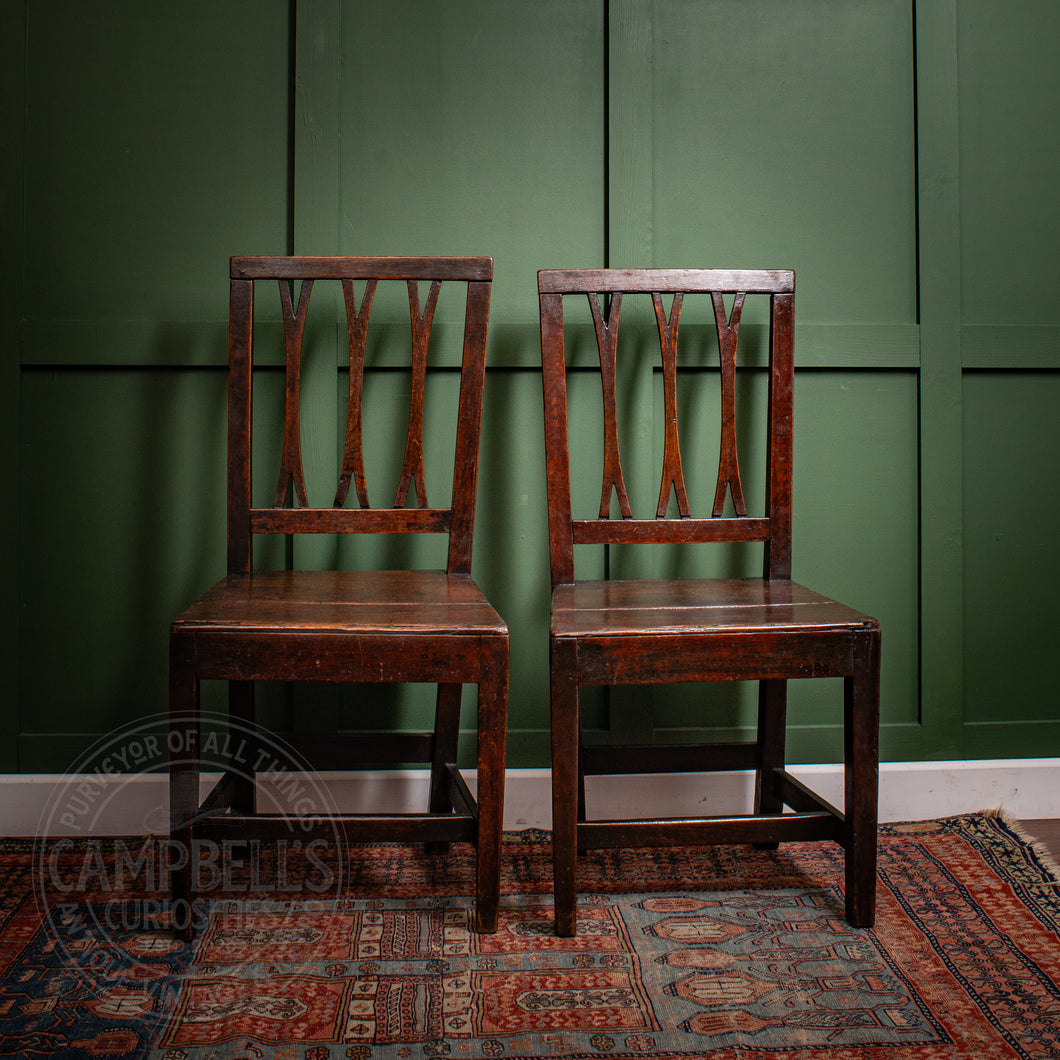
[538,267,794,294]
[231,255,492,281]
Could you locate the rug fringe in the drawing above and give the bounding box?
[980,806,1060,885]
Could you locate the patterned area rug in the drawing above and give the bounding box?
[0,812,1058,1058]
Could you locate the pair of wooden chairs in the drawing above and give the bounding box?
[169,256,880,939]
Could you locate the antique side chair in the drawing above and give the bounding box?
[169,256,508,934]
[538,267,881,936]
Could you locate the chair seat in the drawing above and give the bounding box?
[175,570,506,636]
[552,578,874,637]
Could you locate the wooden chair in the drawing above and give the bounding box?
[539,268,881,936]
[169,256,508,934]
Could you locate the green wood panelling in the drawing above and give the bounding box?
[962,373,1060,735]
[792,372,921,748]
[957,1,1060,332]
[338,1,605,324]
[21,0,290,327]
[955,3,1060,762]
[295,0,341,259]
[19,369,228,745]
[7,0,1058,772]
[608,0,654,268]
[645,0,917,326]
[962,326,1060,370]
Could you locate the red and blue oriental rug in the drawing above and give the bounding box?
[1,812,1058,1058]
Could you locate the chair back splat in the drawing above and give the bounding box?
[169,256,508,937]
[538,267,880,937]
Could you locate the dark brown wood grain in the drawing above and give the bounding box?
[710,290,747,517]
[394,279,441,508]
[538,267,795,294]
[538,267,880,938]
[652,291,690,518]
[273,278,313,508]
[170,256,507,937]
[231,255,493,281]
[335,277,376,508]
[588,291,632,519]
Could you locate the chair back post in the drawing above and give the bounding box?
[227,275,254,575]
[766,290,795,580]
[446,277,492,576]
[540,288,576,587]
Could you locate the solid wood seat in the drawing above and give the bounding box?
[552,578,875,639]
[539,267,881,937]
[180,571,506,637]
[169,256,508,936]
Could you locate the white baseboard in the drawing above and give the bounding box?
[3,759,1059,837]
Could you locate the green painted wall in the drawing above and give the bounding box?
[4,0,1057,773]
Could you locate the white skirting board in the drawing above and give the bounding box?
[3,759,1059,837]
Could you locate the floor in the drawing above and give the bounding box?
[1021,819,1060,862]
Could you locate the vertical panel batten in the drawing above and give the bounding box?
[915,0,964,758]
[608,0,654,269]
[1,0,26,770]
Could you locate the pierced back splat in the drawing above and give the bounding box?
[395,279,442,509]
[274,278,314,509]
[587,290,632,519]
[652,291,690,518]
[335,278,377,509]
[710,290,747,517]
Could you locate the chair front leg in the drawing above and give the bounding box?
[473,639,508,934]
[844,628,881,928]
[551,638,580,937]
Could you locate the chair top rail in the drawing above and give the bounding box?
[539,267,793,295]
[233,255,493,281]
